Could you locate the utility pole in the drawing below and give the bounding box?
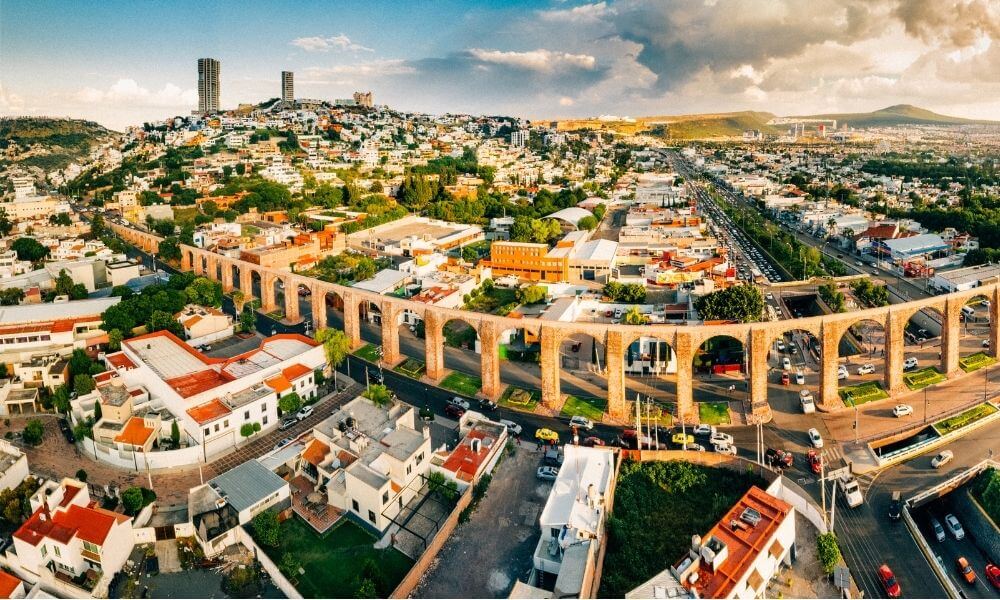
[854,405,860,444]
[820,456,828,530]
[829,479,838,532]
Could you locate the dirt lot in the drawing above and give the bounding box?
[412,442,551,598]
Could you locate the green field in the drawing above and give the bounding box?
[698,402,731,425]
[440,371,482,397]
[353,343,381,363]
[933,402,998,436]
[254,517,412,599]
[393,358,425,379]
[903,367,947,391]
[560,395,606,421]
[959,352,997,373]
[499,386,540,412]
[839,381,889,406]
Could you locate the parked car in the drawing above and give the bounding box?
[448,396,470,410]
[903,357,919,371]
[709,431,734,447]
[712,443,737,455]
[273,437,294,451]
[878,564,902,598]
[857,363,876,375]
[888,491,902,521]
[800,390,815,414]
[569,415,594,431]
[693,424,716,437]
[945,514,965,540]
[672,433,694,446]
[807,450,822,475]
[535,428,559,443]
[807,427,824,448]
[279,417,298,431]
[765,448,793,468]
[839,476,864,508]
[444,404,466,419]
[985,563,1000,590]
[776,340,785,352]
[838,365,849,380]
[929,516,946,542]
[931,449,954,468]
[536,466,559,481]
[58,419,75,444]
[956,557,977,585]
[499,419,522,436]
[582,436,606,447]
[780,371,790,385]
[479,399,498,411]
[892,404,913,418]
[295,405,314,421]
[542,447,564,466]
[781,357,792,370]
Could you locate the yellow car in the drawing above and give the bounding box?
[535,428,560,443]
[672,433,694,446]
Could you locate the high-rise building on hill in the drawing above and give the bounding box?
[198,58,220,113]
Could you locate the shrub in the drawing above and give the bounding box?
[22,420,43,446]
[252,510,280,547]
[75,469,88,482]
[817,533,841,575]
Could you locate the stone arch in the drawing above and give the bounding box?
[440,315,482,373]
[836,317,887,408]
[958,292,993,366]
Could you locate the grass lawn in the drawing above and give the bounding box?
[600,460,765,598]
[959,352,997,373]
[903,367,947,391]
[698,401,731,425]
[172,206,200,225]
[839,381,889,407]
[393,358,425,379]
[499,386,540,412]
[267,310,284,320]
[440,371,482,397]
[254,517,413,599]
[353,343,381,363]
[933,402,998,436]
[560,395,606,421]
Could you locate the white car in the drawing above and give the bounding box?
[448,396,471,410]
[838,476,864,508]
[944,513,965,540]
[799,390,815,414]
[782,357,792,370]
[776,340,786,352]
[903,357,919,371]
[857,363,876,375]
[499,419,522,436]
[807,427,824,448]
[536,466,559,481]
[693,425,716,437]
[931,449,954,468]
[794,370,805,385]
[569,415,594,431]
[295,405,314,421]
[838,365,849,380]
[712,443,737,455]
[892,404,913,418]
[710,431,734,447]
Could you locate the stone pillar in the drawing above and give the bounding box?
[181,251,192,272]
[673,331,695,425]
[820,322,841,407]
[239,268,253,298]
[192,253,204,276]
[990,286,1000,358]
[260,274,277,313]
[749,328,770,414]
[221,261,234,293]
[381,302,400,368]
[311,288,327,330]
[343,291,361,348]
[885,311,906,395]
[479,320,502,400]
[605,330,626,420]
[540,325,562,409]
[424,310,445,381]
[943,297,962,375]
[284,277,299,321]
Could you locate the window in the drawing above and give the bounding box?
[262,415,268,425]
[214,424,220,432]
[368,510,376,523]
[203,428,210,437]
[398,497,403,509]
[223,420,229,428]
[551,528,560,539]
[416,452,425,463]
[54,546,61,558]
[40,545,47,557]
[352,499,359,512]
[382,491,389,505]
[244,411,250,420]
[83,541,100,554]
[261,404,267,413]
[406,464,412,475]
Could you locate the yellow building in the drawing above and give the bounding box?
[485,241,568,282]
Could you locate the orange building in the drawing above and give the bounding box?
[484,241,569,282]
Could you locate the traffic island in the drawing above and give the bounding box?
[353,343,382,363]
[560,395,606,422]
[439,371,483,397]
[959,351,997,373]
[698,401,731,425]
[838,381,888,407]
[903,367,947,391]
[499,386,540,412]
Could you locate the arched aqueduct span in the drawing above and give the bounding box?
[112,223,1000,422]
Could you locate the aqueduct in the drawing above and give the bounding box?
[111,223,1000,422]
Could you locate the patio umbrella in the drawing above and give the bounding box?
[307,492,325,504]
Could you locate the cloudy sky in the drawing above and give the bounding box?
[2,0,1000,129]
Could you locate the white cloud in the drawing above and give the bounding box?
[538,2,613,23]
[467,48,596,72]
[291,34,374,53]
[0,84,26,113]
[73,79,197,108]
[559,96,575,106]
[302,60,415,83]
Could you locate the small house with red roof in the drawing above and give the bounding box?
[10,478,133,591]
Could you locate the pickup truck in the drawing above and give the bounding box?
[838,476,864,508]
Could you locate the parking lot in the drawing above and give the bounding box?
[909,493,996,598]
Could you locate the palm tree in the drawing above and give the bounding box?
[314,328,351,388]
[232,291,250,331]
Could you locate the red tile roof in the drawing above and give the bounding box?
[265,374,292,393]
[186,399,232,424]
[106,352,136,370]
[0,571,22,598]
[282,363,312,381]
[166,369,233,398]
[14,501,127,547]
[302,439,330,466]
[114,417,155,447]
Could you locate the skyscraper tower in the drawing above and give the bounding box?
[281,71,294,103]
[197,58,220,113]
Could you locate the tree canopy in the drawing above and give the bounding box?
[694,285,764,323]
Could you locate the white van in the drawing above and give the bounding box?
[961,305,976,318]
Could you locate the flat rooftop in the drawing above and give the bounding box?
[0,297,120,325]
[367,218,479,245]
[936,262,1000,286]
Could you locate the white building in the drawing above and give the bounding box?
[0,298,119,365]
[0,439,29,493]
[175,304,233,347]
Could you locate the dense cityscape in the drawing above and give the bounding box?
[2,1,1000,599]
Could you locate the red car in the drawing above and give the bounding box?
[878,564,901,598]
[807,450,822,475]
[444,404,465,419]
[780,371,790,385]
[582,436,606,447]
[986,563,1000,589]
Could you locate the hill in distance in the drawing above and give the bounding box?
[0,117,118,172]
[788,104,998,128]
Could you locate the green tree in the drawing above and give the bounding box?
[279,552,302,577]
[170,421,180,446]
[363,384,392,407]
[623,306,649,325]
[577,215,598,230]
[157,237,182,262]
[0,288,24,306]
[107,328,124,351]
[48,212,72,226]
[694,285,764,323]
[22,420,44,446]
[110,285,134,298]
[147,310,183,337]
[0,207,12,237]
[278,392,302,415]
[121,487,145,515]
[185,277,223,307]
[240,423,257,438]
[74,373,96,397]
[251,510,281,547]
[314,328,351,386]
[51,385,71,413]
[75,469,88,482]
[11,237,49,262]
[817,533,841,575]
[517,285,547,304]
